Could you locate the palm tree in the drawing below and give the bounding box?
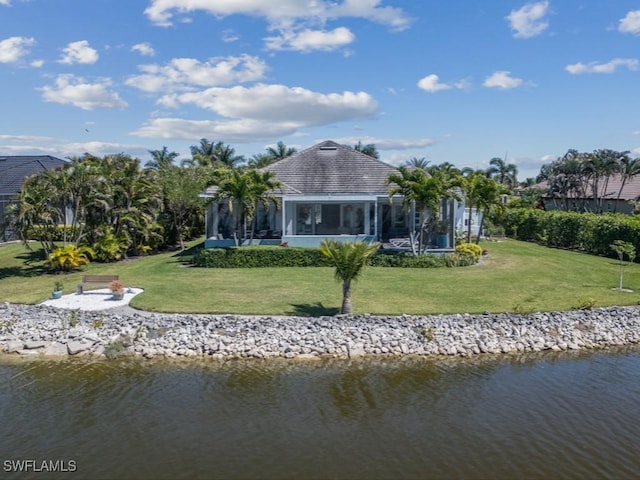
[319,239,380,314]
[404,157,430,170]
[210,169,256,246]
[248,153,277,169]
[146,146,179,170]
[486,156,518,189]
[245,170,281,244]
[615,153,640,211]
[387,166,461,255]
[351,141,379,159]
[212,142,244,169]
[266,141,297,161]
[462,171,503,243]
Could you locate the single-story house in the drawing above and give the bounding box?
[0,155,67,240]
[540,175,640,214]
[202,140,459,249]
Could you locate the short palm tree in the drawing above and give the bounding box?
[319,240,380,314]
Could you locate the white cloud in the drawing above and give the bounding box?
[40,74,128,110]
[417,74,458,93]
[131,42,155,56]
[30,59,44,68]
[132,117,302,141]
[60,141,149,158]
[133,84,377,141]
[332,136,435,150]
[0,36,35,63]
[619,10,640,35]
[0,0,10,5]
[159,83,377,124]
[58,40,99,64]
[265,27,355,52]
[125,54,267,93]
[222,30,240,43]
[0,134,55,142]
[565,58,639,74]
[506,1,550,39]
[144,0,411,31]
[483,71,525,89]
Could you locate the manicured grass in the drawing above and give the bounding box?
[1,238,639,315]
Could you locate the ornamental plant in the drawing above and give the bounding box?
[48,245,95,272]
[109,279,126,295]
[610,240,636,291]
[455,243,483,263]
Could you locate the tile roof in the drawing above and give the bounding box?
[261,140,398,195]
[0,155,67,196]
[540,174,640,201]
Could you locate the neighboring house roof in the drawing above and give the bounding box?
[0,155,67,196]
[262,140,398,195]
[540,174,640,201]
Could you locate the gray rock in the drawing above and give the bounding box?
[44,342,68,356]
[67,340,93,355]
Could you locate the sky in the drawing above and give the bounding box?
[0,0,639,180]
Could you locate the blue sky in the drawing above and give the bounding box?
[1,0,639,180]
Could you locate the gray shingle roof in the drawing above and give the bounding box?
[261,140,397,195]
[540,174,640,201]
[0,155,67,196]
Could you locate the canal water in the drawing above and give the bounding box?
[1,349,639,480]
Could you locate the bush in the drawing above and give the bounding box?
[194,246,451,268]
[497,208,640,259]
[194,246,331,268]
[48,245,95,272]
[455,243,483,262]
[371,251,446,268]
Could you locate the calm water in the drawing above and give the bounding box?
[1,349,640,480]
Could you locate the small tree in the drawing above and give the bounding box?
[610,240,636,291]
[319,240,380,314]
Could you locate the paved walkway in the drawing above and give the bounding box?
[41,288,144,312]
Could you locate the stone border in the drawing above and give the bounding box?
[1,302,639,360]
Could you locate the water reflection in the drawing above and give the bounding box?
[0,348,639,479]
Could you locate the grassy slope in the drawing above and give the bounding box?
[1,239,639,315]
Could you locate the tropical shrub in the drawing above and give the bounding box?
[194,246,455,268]
[498,208,640,259]
[455,242,483,262]
[194,246,330,268]
[48,245,95,272]
[91,226,128,262]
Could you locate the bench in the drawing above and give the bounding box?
[76,275,120,294]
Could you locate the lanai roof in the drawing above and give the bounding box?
[0,155,67,196]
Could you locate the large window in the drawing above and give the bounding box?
[295,202,365,235]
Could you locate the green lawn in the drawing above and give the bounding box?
[1,238,639,315]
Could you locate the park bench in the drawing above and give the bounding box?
[76,274,120,294]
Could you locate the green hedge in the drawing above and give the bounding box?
[193,246,454,268]
[498,208,640,257]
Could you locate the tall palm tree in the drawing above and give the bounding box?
[582,149,621,212]
[266,141,297,161]
[248,153,277,169]
[462,171,503,243]
[486,156,518,189]
[245,170,281,244]
[210,169,256,246]
[387,166,461,255]
[615,152,639,211]
[404,157,430,170]
[351,141,379,159]
[319,239,380,315]
[146,146,179,170]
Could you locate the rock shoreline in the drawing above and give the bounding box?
[1,302,639,360]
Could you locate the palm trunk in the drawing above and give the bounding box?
[466,203,473,243]
[341,281,353,314]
